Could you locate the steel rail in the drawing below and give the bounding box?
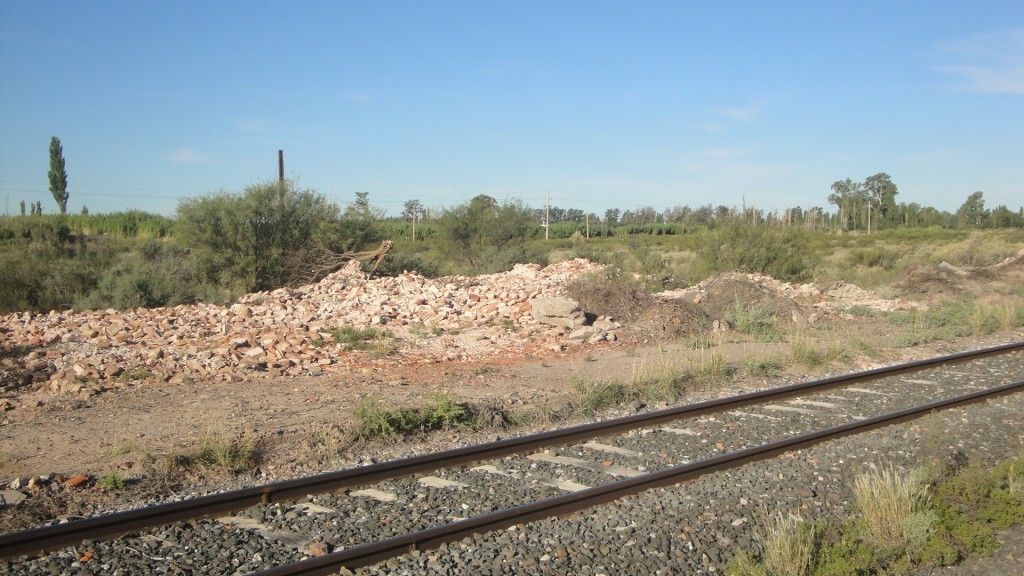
[255,377,1024,576]
[1,340,1021,560]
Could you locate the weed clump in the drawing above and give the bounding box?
[100,471,126,491]
[744,355,783,378]
[727,455,1024,576]
[571,357,694,415]
[159,431,260,476]
[725,302,781,341]
[351,394,482,441]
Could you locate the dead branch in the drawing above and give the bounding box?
[289,240,394,286]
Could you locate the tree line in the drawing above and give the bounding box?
[1,135,1020,314]
[26,136,1024,234]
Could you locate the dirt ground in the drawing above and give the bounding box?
[1,254,1022,490]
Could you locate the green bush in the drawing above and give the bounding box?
[725,301,781,340]
[176,180,380,292]
[437,195,535,274]
[0,236,99,312]
[728,456,1024,576]
[375,250,442,278]
[934,231,1020,267]
[844,245,906,270]
[697,224,818,282]
[67,239,206,310]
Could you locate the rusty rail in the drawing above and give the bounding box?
[255,377,1024,575]
[1,340,1022,561]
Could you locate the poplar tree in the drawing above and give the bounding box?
[48,136,69,214]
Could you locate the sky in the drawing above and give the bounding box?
[1,1,1022,218]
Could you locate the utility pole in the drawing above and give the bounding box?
[544,191,550,241]
[276,149,286,204]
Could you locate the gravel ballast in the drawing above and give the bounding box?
[4,351,1024,575]
[351,392,1024,575]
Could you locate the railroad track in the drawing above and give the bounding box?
[3,341,1023,575]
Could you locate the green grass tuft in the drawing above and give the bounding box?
[351,394,482,441]
[160,430,260,476]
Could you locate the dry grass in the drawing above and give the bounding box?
[755,511,815,576]
[853,464,927,547]
[305,423,349,463]
[688,349,732,387]
[159,429,261,476]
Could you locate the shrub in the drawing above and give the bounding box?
[73,245,202,310]
[696,224,818,282]
[725,301,781,341]
[437,195,535,274]
[375,250,441,278]
[934,231,1020,267]
[176,180,378,293]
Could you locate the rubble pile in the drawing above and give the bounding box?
[659,272,924,315]
[0,259,608,396]
[0,260,923,401]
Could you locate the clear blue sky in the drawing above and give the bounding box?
[1,1,1022,217]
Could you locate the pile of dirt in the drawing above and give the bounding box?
[695,275,806,324]
[895,248,1024,304]
[894,265,969,301]
[623,299,710,343]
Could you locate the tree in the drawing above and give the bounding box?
[48,136,69,214]
[863,173,899,230]
[604,208,620,227]
[439,195,534,273]
[956,191,988,227]
[19,200,25,216]
[176,180,352,292]
[989,205,1021,228]
[401,199,423,221]
[635,206,659,223]
[828,178,858,230]
[663,205,686,224]
[692,205,715,227]
[402,199,424,241]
